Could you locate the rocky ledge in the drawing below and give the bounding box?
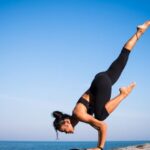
[113,143,150,150]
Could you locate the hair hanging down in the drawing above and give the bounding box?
[52,111,71,139]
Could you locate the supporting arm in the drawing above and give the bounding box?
[75,113,107,150]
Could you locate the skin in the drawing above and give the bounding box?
[58,21,150,150]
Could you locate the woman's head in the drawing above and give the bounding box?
[52,111,74,136]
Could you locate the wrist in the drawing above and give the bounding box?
[97,146,103,150]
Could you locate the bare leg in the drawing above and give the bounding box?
[105,82,136,114]
[124,20,150,51]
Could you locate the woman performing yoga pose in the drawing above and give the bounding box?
[52,21,150,150]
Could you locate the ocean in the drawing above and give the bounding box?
[0,141,150,150]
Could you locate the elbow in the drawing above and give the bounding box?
[100,122,107,132]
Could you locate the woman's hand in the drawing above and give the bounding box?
[87,148,101,150]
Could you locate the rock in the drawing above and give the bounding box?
[113,143,150,150]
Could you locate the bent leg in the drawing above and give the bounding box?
[105,82,136,114]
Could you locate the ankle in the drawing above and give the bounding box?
[136,31,143,40]
[97,146,103,150]
[119,88,129,98]
[137,21,150,34]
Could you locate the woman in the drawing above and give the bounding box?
[52,21,150,150]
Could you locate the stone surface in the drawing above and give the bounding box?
[113,143,150,150]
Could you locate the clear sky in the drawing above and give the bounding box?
[0,0,150,141]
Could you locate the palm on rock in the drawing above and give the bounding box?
[87,148,101,150]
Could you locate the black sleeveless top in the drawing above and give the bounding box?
[77,97,94,115]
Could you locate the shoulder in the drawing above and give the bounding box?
[72,103,87,118]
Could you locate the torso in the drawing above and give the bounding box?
[72,90,94,117]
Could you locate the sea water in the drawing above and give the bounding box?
[0,141,150,150]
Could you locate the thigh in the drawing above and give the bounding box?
[106,48,130,85]
[90,72,112,120]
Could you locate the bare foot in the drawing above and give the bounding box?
[137,20,150,33]
[119,82,136,97]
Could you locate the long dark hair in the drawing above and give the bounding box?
[52,111,71,139]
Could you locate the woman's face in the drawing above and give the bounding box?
[59,119,74,134]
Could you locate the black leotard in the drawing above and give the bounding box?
[77,48,130,121]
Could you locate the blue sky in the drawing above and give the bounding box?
[0,0,150,141]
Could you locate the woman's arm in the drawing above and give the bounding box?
[75,113,107,149]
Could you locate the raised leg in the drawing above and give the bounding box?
[106,20,150,85]
[105,82,136,114]
[124,20,150,51]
